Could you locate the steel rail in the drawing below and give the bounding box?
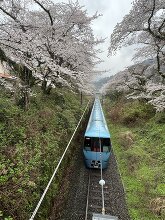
[29,101,90,220]
[85,170,91,220]
[85,137,105,220]
[99,137,105,215]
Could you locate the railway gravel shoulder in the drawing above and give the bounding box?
[54,146,88,220]
[50,147,130,220]
[104,151,130,219]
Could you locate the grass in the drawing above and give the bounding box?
[104,98,165,220]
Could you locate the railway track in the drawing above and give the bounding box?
[54,151,130,220]
[85,169,115,220]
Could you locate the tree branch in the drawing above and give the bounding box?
[0,6,26,32]
[158,18,165,35]
[146,0,165,41]
[0,6,16,20]
[147,0,156,31]
[33,0,53,26]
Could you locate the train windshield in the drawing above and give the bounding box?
[84,137,111,152]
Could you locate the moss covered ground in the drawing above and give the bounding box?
[104,98,165,220]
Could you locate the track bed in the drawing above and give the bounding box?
[51,147,130,220]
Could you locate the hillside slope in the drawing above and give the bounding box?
[0,88,87,220]
[101,59,161,92]
[104,97,165,220]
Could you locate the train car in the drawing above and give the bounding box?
[83,97,111,169]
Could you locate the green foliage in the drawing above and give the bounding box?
[4,217,13,220]
[0,98,21,122]
[124,146,150,173]
[155,184,165,195]
[104,99,165,220]
[154,111,165,124]
[106,89,125,102]
[0,88,87,219]
[121,100,155,126]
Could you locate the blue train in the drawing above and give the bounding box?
[83,97,111,169]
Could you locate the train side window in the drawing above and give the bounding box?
[84,137,91,151]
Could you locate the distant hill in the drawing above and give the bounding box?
[100,58,163,93]
[93,76,112,90]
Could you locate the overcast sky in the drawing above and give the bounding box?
[56,0,135,79]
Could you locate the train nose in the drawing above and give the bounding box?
[91,160,101,168]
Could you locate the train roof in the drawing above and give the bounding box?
[85,98,110,138]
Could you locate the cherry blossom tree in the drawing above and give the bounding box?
[123,64,165,112]
[108,0,165,111]
[0,0,102,95]
[102,61,165,111]
[109,0,165,79]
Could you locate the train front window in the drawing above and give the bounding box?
[84,137,91,151]
[92,138,100,152]
[102,138,111,152]
[84,137,111,152]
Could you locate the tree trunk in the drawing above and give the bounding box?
[41,80,47,94]
[24,89,29,111]
[41,80,52,94]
